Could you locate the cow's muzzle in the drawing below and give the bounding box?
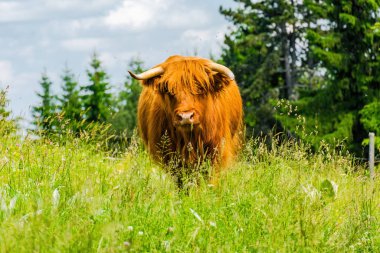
[175,111,199,127]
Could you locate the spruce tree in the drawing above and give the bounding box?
[82,53,113,123]
[32,72,56,132]
[0,88,11,120]
[0,88,17,134]
[58,67,82,131]
[272,0,380,154]
[298,0,380,153]
[110,58,143,136]
[220,0,310,133]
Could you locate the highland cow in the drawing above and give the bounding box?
[129,55,243,178]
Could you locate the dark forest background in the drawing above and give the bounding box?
[3,0,379,157]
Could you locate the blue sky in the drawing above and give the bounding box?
[0,0,235,127]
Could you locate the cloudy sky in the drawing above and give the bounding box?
[0,0,235,127]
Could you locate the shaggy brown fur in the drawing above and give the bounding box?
[135,55,243,176]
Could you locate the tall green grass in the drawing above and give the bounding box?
[0,124,379,252]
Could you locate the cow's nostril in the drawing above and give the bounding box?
[176,114,183,121]
[176,111,195,124]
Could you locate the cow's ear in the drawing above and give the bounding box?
[212,71,232,91]
[141,77,158,87]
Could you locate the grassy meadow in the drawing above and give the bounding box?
[0,123,379,252]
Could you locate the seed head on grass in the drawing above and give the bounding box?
[52,188,60,209]
[190,208,203,223]
[209,221,217,228]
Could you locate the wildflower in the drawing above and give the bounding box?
[138,231,144,236]
[190,208,203,223]
[1,198,7,212]
[162,240,170,250]
[52,188,60,208]
[209,221,217,228]
[166,227,174,234]
[127,226,133,231]
[123,241,131,248]
[9,196,17,210]
[302,184,321,201]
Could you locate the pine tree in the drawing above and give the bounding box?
[308,0,380,104]
[81,53,113,123]
[32,72,57,132]
[277,0,380,154]
[0,88,11,120]
[0,87,17,134]
[58,67,82,132]
[307,0,380,152]
[109,58,143,136]
[220,0,310,133]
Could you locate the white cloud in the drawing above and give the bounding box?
[0,0,119,23]
[0,61,13,84]
[41,0,118,10]
[0,2,41,23]
[98,51,135,69]
[177,25,228,56]
[105,0,157,29]
[164,9,208,28]
[104,0,209,30]
[181,30,212,44]
[61,38,106,52]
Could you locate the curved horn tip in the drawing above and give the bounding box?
[128,71,141,80]
[128,67,164,80]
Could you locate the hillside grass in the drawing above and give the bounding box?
[0,127,379,252]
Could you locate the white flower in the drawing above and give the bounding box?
[330,180,339,195]
[138,231,144,236]
[209,221,217,227]
[52,188,60,208]
[1,198,7,212]
[127,226,133,231]
[162,240,170,250]
[9,196,17,210]
[302,184,321,201]
[190,208,203,223]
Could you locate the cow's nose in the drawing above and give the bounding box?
[176,111,194,125]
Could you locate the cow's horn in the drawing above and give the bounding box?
[209,62,235,80]
[128,66,164,80]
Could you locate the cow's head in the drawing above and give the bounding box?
[129,56,235,133]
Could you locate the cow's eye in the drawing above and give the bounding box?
[193,82,207,95]
[162,86,169,93]
[161,87,175,97]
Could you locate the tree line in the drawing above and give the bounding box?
[29,0,380,156]
[219,0,380,155]
[32,53,143,140]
